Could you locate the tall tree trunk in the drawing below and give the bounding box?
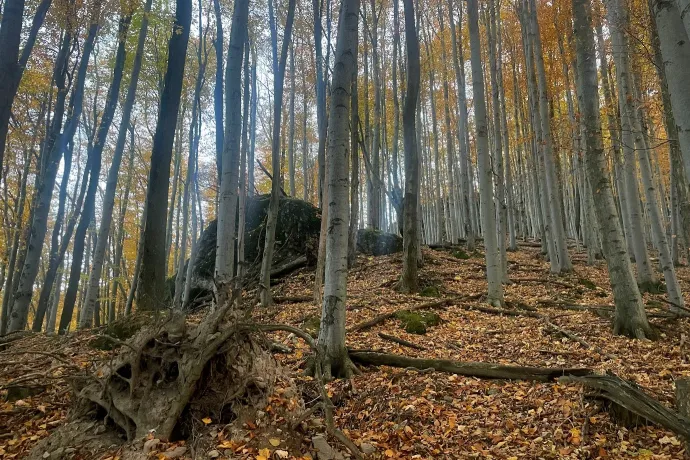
[259,0,296,306]
[487,0,508,280]
[315,0,359,379]
[63,13,133,330]
[80,0,151,326]
[348,68,359,268]
[468,0,503,307]
[606,0,657,289]
[215,0,249,288]
[213,0,224,182]
[137,0,192,311]
[0,0,52,176]
[288,42,296,197]
[572,0,654,339]
[651,0,690,188]
[174,0,207,309]
[399,0,420,293]
[8,17,92,332]
[528,0,572,272]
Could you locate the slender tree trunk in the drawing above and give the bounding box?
[213,0,224,181]
[259,0,296,306]
[0,0,52,175]
[572,0,653,339]
[316,0,359,379]
[175,0,207,309]
[447,0,473,247]
[9,20,90,332]
[288,42,296,197]
[80,0,151,326]
[61,14,131,330]
[215,0,249,288]
[137,0,192,311]
[348,69,360,268]
[652,0,690,188]
[399,0,420,293]
[468,0,503,307]
[486,0,508,280]
[606,0,657,289]
[528,0,572,272]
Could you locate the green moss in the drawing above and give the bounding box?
[452,249,470,260]
[404,319,427,334]
[90,317,147,351]
[302,315,321,338]
[420,285,441,297]
[578,278,597,290]
[394,310,441,334]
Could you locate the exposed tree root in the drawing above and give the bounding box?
[378,332,427,350]
[560,373,690,440]
[72,299,278,441]
[348,350,592,381]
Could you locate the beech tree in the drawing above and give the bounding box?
[316,0,360,379]
[137,0,193,312]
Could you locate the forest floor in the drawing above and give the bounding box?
[2,242,690,459]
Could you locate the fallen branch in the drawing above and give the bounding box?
[273,295,313,304]
[560,373,690,440]
[377,333,427,351]
[347,299,452,333]
[349,350,592,382]
[271,256,308,279]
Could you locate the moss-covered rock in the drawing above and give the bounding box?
[356,228,403,256]
[420,285,441,297]
[175,195,322,309]
[394,310,441,334]
[452,249,470,260]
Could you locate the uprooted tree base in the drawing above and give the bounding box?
[60,301,280,447]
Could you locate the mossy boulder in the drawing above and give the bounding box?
[356,228,403,256]
[176,195,322,309]
[394,310,441,334]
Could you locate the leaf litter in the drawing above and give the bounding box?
[2,244,690,459]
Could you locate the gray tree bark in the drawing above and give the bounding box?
[468,0,503,307]
[572,0,654,339]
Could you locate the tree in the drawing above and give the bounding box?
[605,0,657,290]
[572,0,654,339]
[79,0,153,327]
[316,0,359,379]
[0,0,52,178]
[399,0,420,293]
[258,0,297,306]
[137,0,193,312]
[215,0,248,290]
[468,0,503,307]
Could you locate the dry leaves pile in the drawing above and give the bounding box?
[2,243,690,459]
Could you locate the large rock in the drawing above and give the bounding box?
[356,228,403,256]
[179,195,321,308]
